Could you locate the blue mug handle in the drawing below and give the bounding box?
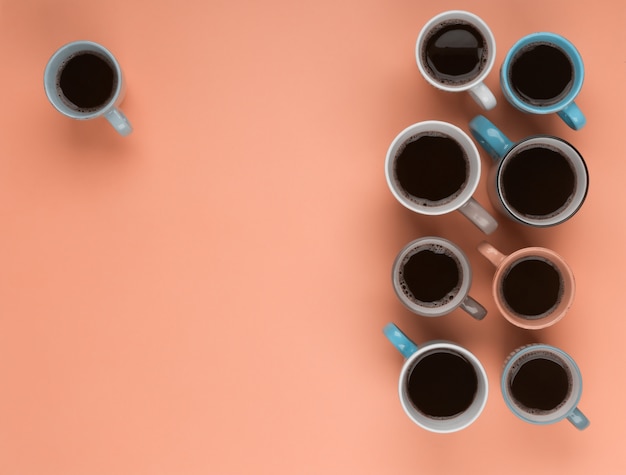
[567,407,590,430]
[383,323,418,359]
[557,102,586,131]
[468,115,514,162]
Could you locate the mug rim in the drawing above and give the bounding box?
[495,135,589,227]
[44,40,123,120]
[501,344,583,425]
[491,246,575,329]
[385,120,482,215]
[392,236,472,317]
[500,32,584,114]
[400,341,488,433]
[416,10,496,92]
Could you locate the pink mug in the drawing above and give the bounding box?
[478,242,575,329]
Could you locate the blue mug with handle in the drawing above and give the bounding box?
[502,344,590,430]
[469,115,589,228]
[383,323,488,433]
[500,32,585,130]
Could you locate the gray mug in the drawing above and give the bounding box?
[44,40,132,136]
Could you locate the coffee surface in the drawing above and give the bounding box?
[502,258,562,317]
[501,145,575,218]
[424,22,486,85]
[59,52,116,111]
[408,351,478,418]
[401,247,460,306]
[395,134,468,205]
[510,357,570,412]
[510,43,573,106]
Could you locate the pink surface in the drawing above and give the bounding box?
[0,1,624,474]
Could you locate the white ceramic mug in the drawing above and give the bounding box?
[44,40,132,136]
[383,323,488,433]
[416,10,497,110]
[385,120,498,234]
[392,236,486,320]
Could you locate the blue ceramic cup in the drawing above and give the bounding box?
[500,32,585,130]
[502,344,590,430]
[383,323,488,433]
[469,115,588,227]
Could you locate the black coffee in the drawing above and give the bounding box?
[510,43,574,106]
[423,21,487,85]
[58,52,116,111]
[501,145,576,218]
[401,246,460,306]
[408,351,478,418]
[502,258,563,318]
[395,134,468,205]
[510,356,571,412]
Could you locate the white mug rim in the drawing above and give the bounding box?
[399,341,488,433]
[385,120,482,215]
[415,10,496,92]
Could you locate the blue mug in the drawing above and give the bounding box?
[500,32,585,130]
[383,323,488,433]
[502,344,590,430]
[469,115,589,227]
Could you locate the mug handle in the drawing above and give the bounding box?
[383,323,418,359]
[477,241,507,267]
[468,82,497,111]
[105,107,133,136]
[460,296,487,320]
[567,407,590,430]
[557,102,586,131]
[469,115,513,161]
[458,197,498,234]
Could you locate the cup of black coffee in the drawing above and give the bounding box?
[44,40,132,136]
[478,241,575,330]
[416,10,497,110]
[386,120,498,234]
[502,344,589,430]
[500,32,585,130]
[469,115,588,227]
[392,236,486,320]
[383,323,488,433]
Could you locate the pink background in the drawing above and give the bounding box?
[0,1,624,473]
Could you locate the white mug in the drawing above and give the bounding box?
[416,10,497,110]
[385,120,498,234]
[384,323,488,433]
[44,40,132,136]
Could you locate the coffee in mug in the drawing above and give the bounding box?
[386,121,498,234]
[384,323,488,433]
[502,344,589,430]
[44,40,133,136]
[469,115,588,227]
[478,242,575,329]
[416,10,497,110]
[393,237,486,320]
[500,32,585,130]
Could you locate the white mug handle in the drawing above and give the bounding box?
[105,108,133,136]
[458,197,498,234]
[468,82,497,110]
